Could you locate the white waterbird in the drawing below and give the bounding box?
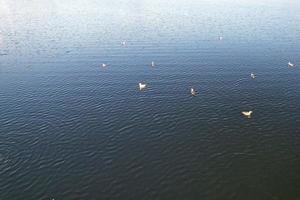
[288,62,295,67]
[241,111,253,118]
[191,88,197,96]
[139,83,147,90]
[151,61,155,67]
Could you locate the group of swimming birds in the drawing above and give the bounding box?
[101,41,296,119]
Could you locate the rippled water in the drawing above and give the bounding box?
[1,0,300,199]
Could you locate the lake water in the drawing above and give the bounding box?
[0,0,300,199]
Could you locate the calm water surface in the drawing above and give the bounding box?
[0,0,300,199]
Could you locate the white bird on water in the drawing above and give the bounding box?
[250,73,256,79]
[219,36,223,40]
[191,88,197,96]
[288,61,295,67]
[139,83,147,90]
[121,41,126,46]
[241,111,253,118]
[151,61,155,67]
[102,63,107,68]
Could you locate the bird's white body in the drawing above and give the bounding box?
[122,41,126,46]
[219,36,223,40]
[139,83,146,90]
[102,63,107,67]
[241,111,253,117]
[288,62,295,67]
[250,73,256,79]
[151,61,155,67]
[191,88,197,96]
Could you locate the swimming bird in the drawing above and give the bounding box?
[288,61,295,67]
[102,63,107,68]
[241,111,253,118]
[121,41,126,46]
[250,73,256,79]
[219,36,223,40]
[139,83,147,90]
[191,88,197,96]
[151,61,155,67]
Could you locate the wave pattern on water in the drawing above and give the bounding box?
[1,0,300,199]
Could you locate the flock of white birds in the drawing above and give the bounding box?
[101,40,296,119]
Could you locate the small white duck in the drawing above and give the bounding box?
[241,111,253,118]
[288,62,295,67]
[121,41,126,46]
[139,83,147,90]
[151,61,155,67]
[250,73,256,79]
[191,88,197,96]
[102,63,107,68]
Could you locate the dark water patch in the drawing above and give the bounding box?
[1,0,300,199]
